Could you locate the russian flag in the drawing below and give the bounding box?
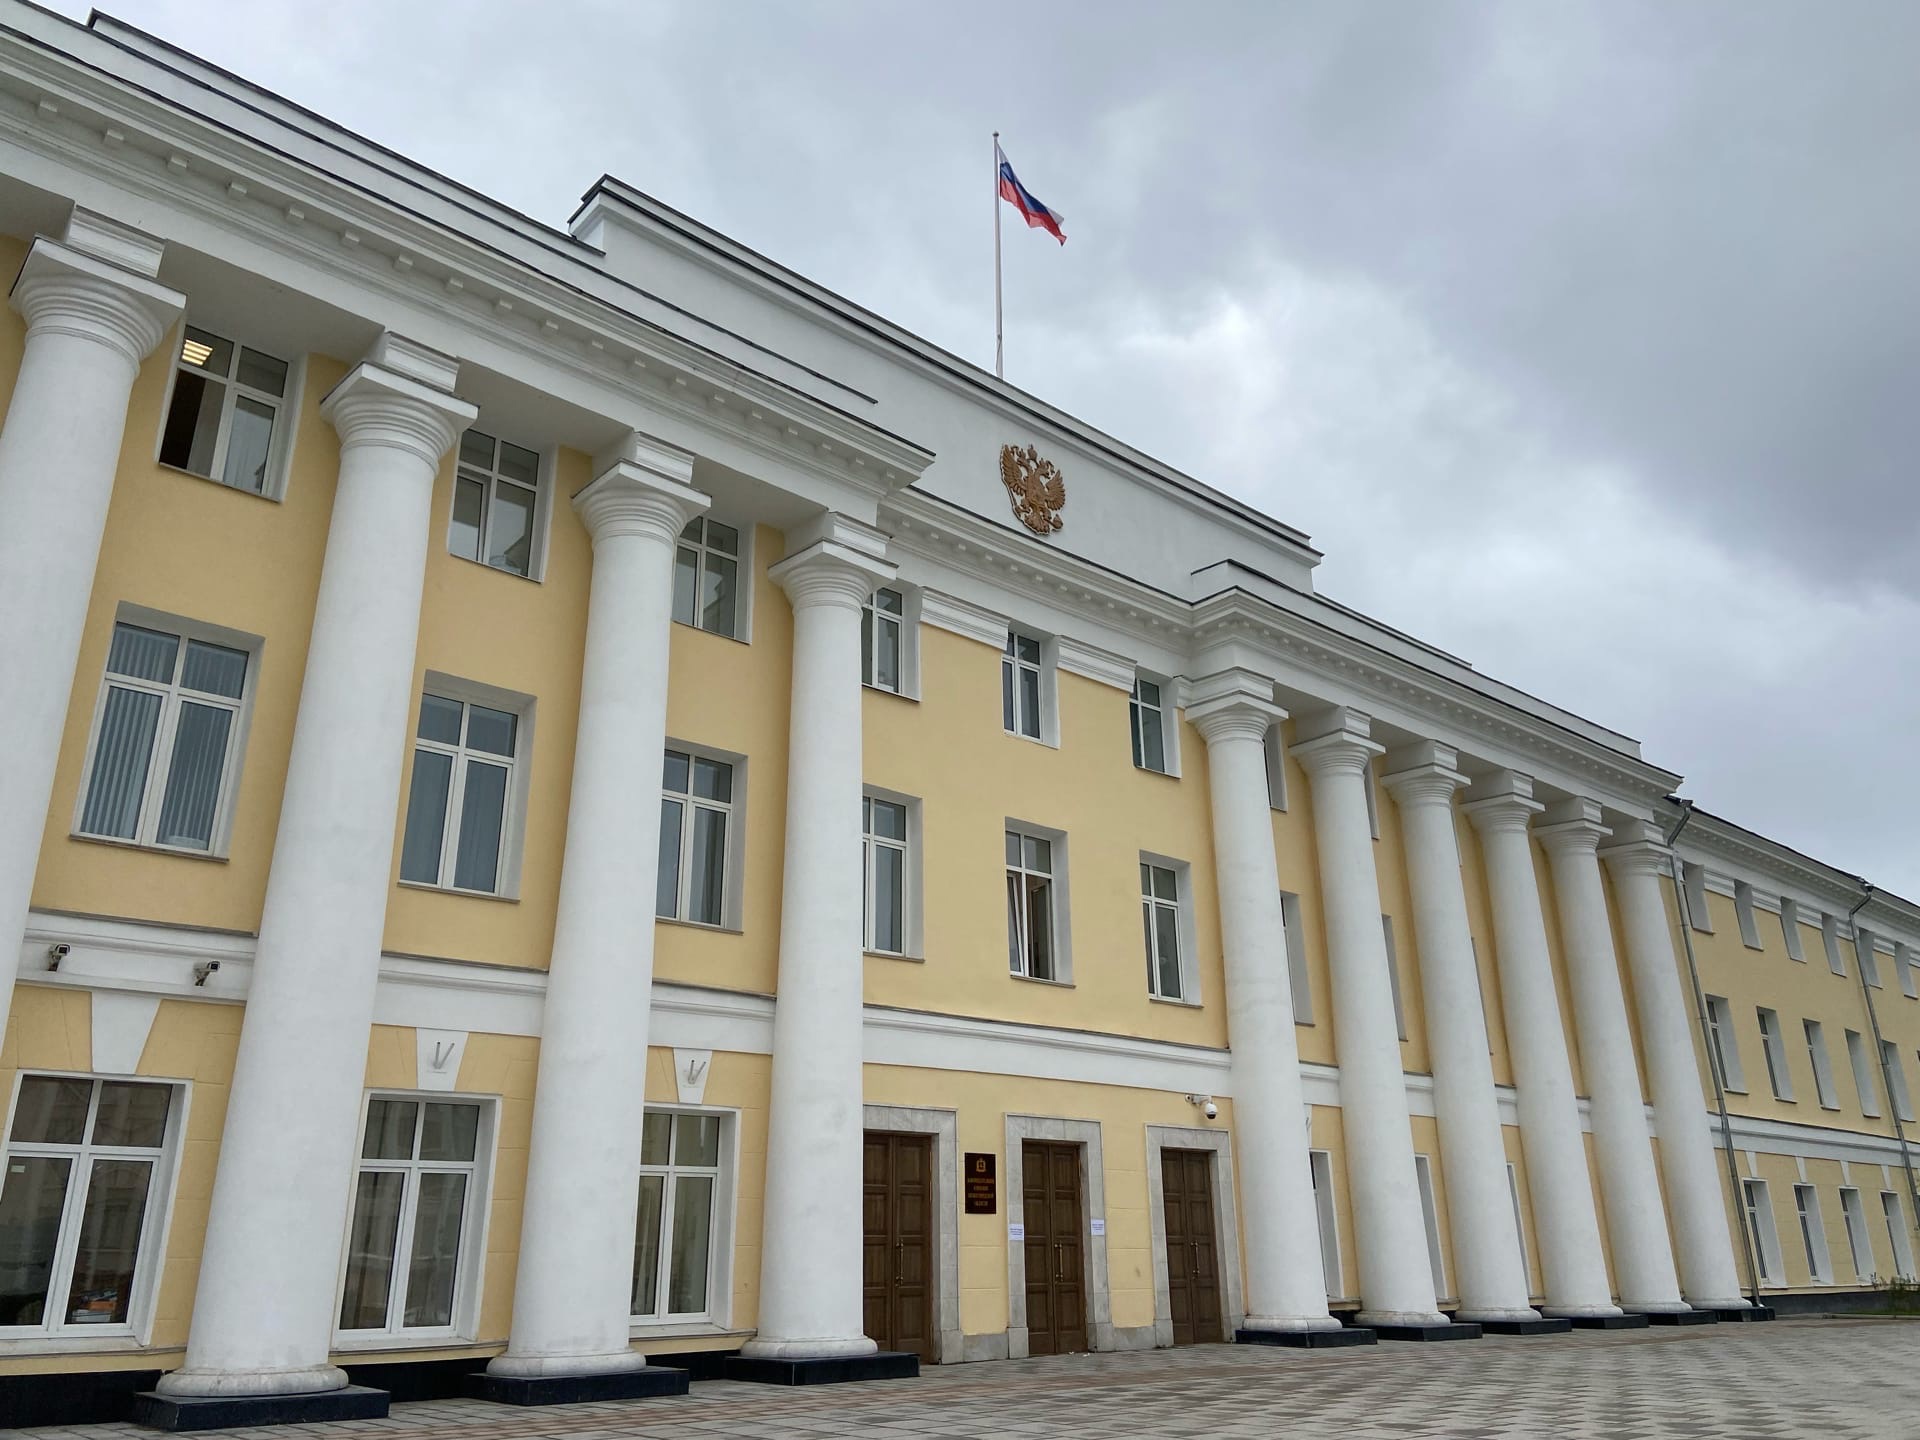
[997,144,1066,245]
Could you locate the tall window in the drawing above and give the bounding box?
[1846,1029,1882,1117]
[633,1110,724,1321]
[1279,891,1312,1024]
[1413,1154,1447,1298]
[1382,915,1407,1041]
[1309,1150,1342,1299]
[1002,630,1043,739]
[1734,883,1762,949]
[1779,898,1806,961]
[1793,1184,1832,1283]
[1881,1191,1916,1279]
[1805,1020,1839,1109]
[1882,1041,1916,1122]
[1130,676,1169,773]
[400,694,520,895]
[1823,915,1848,976]
[451,430,540,578]
[1006,828,1057,981]
[862,588,905,693]
[1141,862,1184,1001]
[1740,1177,1781,1283]
[339,1097,485,1336]
[0,1077,174,1334]
[863,795,909,955]
[158,326,291,495]
[658,750,733,926]
[1756,1008,1793,1101]
[1506,1163,1532,1290]
[1704,995,1745,1092]
[673,518,741,638]
[78,620,250,853]
[1682,863,1712,932]
[1839,1187,1875,1282]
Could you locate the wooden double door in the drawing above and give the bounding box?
[1160,1148,1225,1345]
[1022,1140,1089,1355]
[862,1132,935,1361]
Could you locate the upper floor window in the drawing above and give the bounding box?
[1130,676,1170,774]
[863,588,906,694]
[1756,1008,1793,1101]
[1683,863,1713,933]
[451,430,541,579]
[0,1075,177,1336]
[1141,861,1188,1001]
[1002,630,1045,739]
[1780,898,1806,961]
[158,326,292,496]
[1734,882,1762,950]
[1006,827,1060,981]
[338,1095,488,1338]
[400,691,523,896]
[1805,1019,1839,1109]
[674,518,742,638]
[633,1110,730,1323]
[863,794,910,956]
[76,618,252,855]
[658,748,734,927]
[1704,994,1745,1092]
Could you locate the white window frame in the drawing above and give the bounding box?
[1280,890,1312,1025]
[1741,1177,1783,1284]
[1839,1186,1875,1282]
[1793,1183,1833,1284]
[862,788,921,958]
[450,428,550,581]
[1000,628,1054,744]
[1780,898,1806,962]
[1847,1029,1882,1118]
[861,585,918,697]
[153,321,300,500]
[1859,930,1884,989]
[1756,1008,1794,1101]
[1734,883,1762,950]
[1705,994,1745,1093]
[1881,1040,1915,1122]
[1129,673,1178,776]
[398,677,534,899]
[1006,820,1070,984]
[1263,723,1288,811]
[1882,1190,1916,1280]
[1362,759,1381,840]
[1823,914,1847,976]
[1413,1153,1447,1300]
[630,1105,737,1332]
[673,515,751,641]
[334,1092,495,1346]
[71,607,260,859]
[1805,1020,1839,1110]
[1140,853,1198,1005]
[657,743,746,930]
[1900,943,1919,1001]
[1683,863,1713,932]
[0,1073,187,1344]
[1308,1148,1344,1300]
[1382,914,1407,1041]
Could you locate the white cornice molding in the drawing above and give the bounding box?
[917,588,1007,649]
[1055,635,1135,692]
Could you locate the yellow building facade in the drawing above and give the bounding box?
[0,7,1915,1430]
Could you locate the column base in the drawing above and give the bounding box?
[1475,1317,1573,1336]
[1367,1320,1482,1342]
[1711,1305,1776,1322]
[1237,1324,1376,1347]
[130,1386,387,1431]
[1642,1309,1718,1326]
[468,1366,689,1406]
[1567,1313,1650,1329]
[724,1352,919,1385]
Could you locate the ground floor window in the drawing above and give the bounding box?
[1741,1178,1783,1284]
[632,1110,728,1322]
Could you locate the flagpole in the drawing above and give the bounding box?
[992,130,1004,379]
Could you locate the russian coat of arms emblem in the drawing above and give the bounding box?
[998,443,1067,535]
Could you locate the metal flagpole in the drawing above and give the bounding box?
[993,131,1004,379]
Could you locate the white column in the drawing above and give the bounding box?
[0,213,181,1047]
[1537,799,1687,1313]
[740,516,894,1360]
[488,439,709,1381]
[1603,824,1750,1308]
[1187,672,1339,1333]
[160,336,474,1398]
[1381,743,1538,1323]
[1463,771,1619,1317]
[1292,710,1445,1327]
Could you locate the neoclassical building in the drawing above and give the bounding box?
[2,7,1917,1430]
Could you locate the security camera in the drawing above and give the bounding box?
[47,942,70,970]
[1203,1100,1219,1121]
[192,959,221,986]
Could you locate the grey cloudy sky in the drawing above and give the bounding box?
[56,1,1920,886]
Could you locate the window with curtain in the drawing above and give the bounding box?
[863,795,909,955]
[399,693,520,895]
[1006,828,1057,980]
[632,1110,725,1321]
[657,749,734,926]
[862,587,905,693]
[449,429,542,578]
[157,325,292,496]
[672,518,741,638]
[338,1096,486,1336]
[0,1076,174,1334]
[1130,676,1169,773]
[77,620,251,853]
[1140,861,1184,1000]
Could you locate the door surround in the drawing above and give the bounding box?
[863,1104,962,1363]
[1145,1124,1245,1346]
[1004,1114,1111,1357]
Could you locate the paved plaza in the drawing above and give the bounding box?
[19,1318,1920,1440]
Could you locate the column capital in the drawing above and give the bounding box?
[1462,768,1543,835]
[1381,740,1467,808]
[320,334,476,471]
[1290,707,1382,779]
[10,237,183,369]
[1536,796,1612,857]
[1600,839,1672,880]
[770,513,895,610]
[574,440,707,548]
[1187,668,1286,747]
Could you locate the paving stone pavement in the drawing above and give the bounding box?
[18,1317,1920,1440]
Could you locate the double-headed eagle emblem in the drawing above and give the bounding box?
[998,443,1066,536]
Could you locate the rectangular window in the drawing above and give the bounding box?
[1839,1187,1874,1282]
[1793,1184,1833,1284]
[1780,898,1806,962]
[1280,890,1311,1024]
[862,587,906,694]
[1741,1177,1782,1284]
[1263,724,1287,811]
[1735,883,1762,950]
[1507,1163,1532,1292]
[1900,943,1919,1001]
[158,325,291,496]
[1001,630,1044,740]
[1882,1041,1915,1122]
[1882,1191,1915,1280]
[1859,930,1884,989]
[1847,1029,1882,1117]
[657,749,734,927]
[1309,1149,1342,1299]
[1130,676,1169,774]
[632,1110,727,1322]
[450,429,542,578]
[1683,863,1713,933]
[1705,995,1745,1092]
[0,1076,176,1336]
[338,1095,486,1337]
[1382,915,1407,1041]
[400,692,522,896]
[1823,914,1847,976]
[1141,861,1185,1001]
[1805,1020,1839,1109]
[1413,1153,1447,1299]
[672,517,741,638]
[1006,827,1058,981]
[862,794,909,956]
[77,618,253,854]
[1362,761,1381,840]
[1756,1008,1794,1101]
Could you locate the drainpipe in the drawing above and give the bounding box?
[1849,883,1920,1278]
[1663,800,1764,1306]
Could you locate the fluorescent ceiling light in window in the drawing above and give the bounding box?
[180,338,214,367]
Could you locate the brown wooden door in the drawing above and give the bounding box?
[1022,1140,1088,1355]
[1160,1148,1224,1345]
[862,1132,934,1360]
